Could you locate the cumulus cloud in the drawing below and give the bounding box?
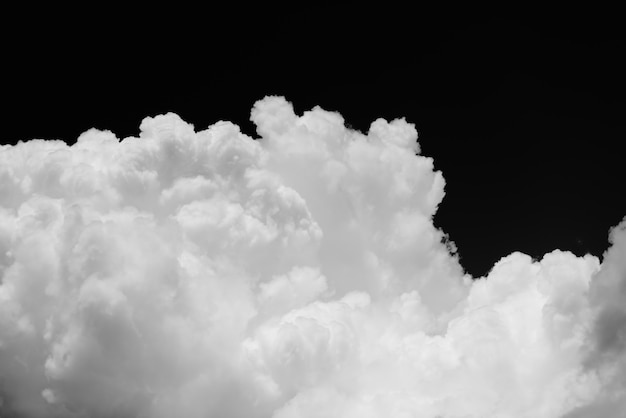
[0,96,624,417]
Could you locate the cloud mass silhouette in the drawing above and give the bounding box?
[0,97,624,417]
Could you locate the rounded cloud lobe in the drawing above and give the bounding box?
[0,96,624,417]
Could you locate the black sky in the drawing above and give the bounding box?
[3,6,625,277]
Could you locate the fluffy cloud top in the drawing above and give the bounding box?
[0,96,624,417]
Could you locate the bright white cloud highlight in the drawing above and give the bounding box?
[0,96,624,417]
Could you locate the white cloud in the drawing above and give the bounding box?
[0,97,624,417]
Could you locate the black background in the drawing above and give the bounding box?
[3,6,625,277]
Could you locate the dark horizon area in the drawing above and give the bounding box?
[3,8,625,277]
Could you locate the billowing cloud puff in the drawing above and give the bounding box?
[0,96,624,417]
